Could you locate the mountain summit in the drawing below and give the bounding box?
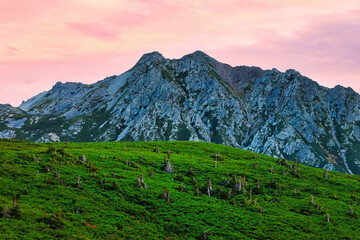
[1,51,360,174]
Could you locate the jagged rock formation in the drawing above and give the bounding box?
[1,51,359,174]
[0,104,27,139]
[36,133,61,143]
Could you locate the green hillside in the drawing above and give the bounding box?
[0,139,359,239]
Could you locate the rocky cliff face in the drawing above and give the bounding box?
[1,51,360,174]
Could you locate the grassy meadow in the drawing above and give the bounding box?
[0,139,359,239]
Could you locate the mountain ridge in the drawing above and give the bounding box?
[1,51,360,175]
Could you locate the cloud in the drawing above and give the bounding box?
[0,0,61,23]
[4,45,20,55]
[67,22,119,40]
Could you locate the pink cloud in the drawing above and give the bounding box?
[4,45,20,55]
[67,22,119,40]
[65,9,156,40]
[0,0,61,23]
[106,11,150,27]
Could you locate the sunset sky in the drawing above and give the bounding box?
[1,0,359,106]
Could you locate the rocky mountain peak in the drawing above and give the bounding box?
[190,50,214,60]
[53,81,63,88]
[51,81,85,91]
[136,51,165,66]
[0,103,12,108]
[180,50,217,64]
[0,103,24,115]
[1,51,360,175]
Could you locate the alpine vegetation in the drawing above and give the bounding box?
[0,139,359,239]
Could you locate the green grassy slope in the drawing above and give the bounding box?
[0,139,359,239]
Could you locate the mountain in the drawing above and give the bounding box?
[1,140,359,239]
[1,51,360,174]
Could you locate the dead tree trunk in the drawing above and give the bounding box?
[154,146,159,153]
[167,150,171,160]
[207,179,213,196]
[2,205,10,218]
[77,175,81,188]
[165,159,173,174]
[82,154,87,163]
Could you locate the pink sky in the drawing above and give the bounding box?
[1,0,359,106]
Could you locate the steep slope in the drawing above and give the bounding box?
[1,51,360,174]
[0,140,359,239]
[0,104,27,139]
